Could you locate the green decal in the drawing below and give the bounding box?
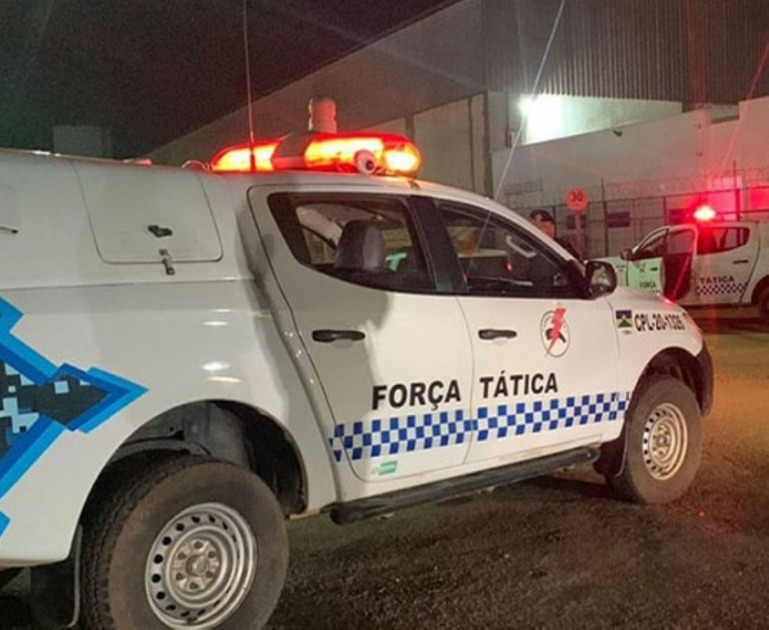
[379,461,398,476]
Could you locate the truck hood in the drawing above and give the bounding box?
[607,285,677,309]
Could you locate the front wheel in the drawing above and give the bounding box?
[605,376,702,504]
[81,455,288,629]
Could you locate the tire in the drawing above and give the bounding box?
[606,376,702,504]
[757,286,769,325]
[80,454,288,630]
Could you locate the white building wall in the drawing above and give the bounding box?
[494,109,701,208]
[414,95,486,192]
[496,97,769,207]
[354,93,487,193]
[494,96,769,257]
[515,95,682,145]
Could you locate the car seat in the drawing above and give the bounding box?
[334,220,387,272]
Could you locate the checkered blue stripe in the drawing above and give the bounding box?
[696,281,746,296]
[330,410,474,463]
[476,392,629,441]
[330,391,631,462]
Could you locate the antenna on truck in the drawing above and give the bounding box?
[243,0,257,172]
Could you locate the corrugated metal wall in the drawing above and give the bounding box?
[484,0,769,104]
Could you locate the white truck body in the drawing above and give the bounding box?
[0,148,713,628]
[598,221,769,319]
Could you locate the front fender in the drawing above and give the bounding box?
[608,289,707,409]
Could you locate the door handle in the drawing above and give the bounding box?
[312,329,365,343]
[478,329,517,341]
[732,259,750,264]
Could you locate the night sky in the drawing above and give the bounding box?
[0,0,453,158]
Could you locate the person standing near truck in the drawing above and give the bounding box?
[529,209,581,259]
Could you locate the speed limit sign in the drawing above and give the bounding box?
[565,187,589,213]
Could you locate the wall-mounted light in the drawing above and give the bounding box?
[518,95,564,143]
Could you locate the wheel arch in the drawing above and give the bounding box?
[750,274,769,305]
[95,400,308,516]
[595,348,708,480]
[639,348,710,415]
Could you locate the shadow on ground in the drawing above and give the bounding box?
[525,474,615,500]
[0,594,32,629]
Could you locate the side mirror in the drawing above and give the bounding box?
[620,248,631,261]
[585,260,617,297]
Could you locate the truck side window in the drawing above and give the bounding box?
[666,228,695,255]
[697,227,749,255]
[633,231,667,259]
[435,201,581,299]
[268,193,435,293]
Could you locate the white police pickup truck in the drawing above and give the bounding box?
[0,132,712,629]
[599,219,769,323]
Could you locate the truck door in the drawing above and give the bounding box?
[626,228,666,293]
[430,199,623,466]
[661,227,695,301]
[247,186,474,487]
[690,225,756,305]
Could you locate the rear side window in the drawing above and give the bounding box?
[697,227,750,255]
[268,193,435,293]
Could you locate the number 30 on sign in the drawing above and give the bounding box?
[566,187,589,213]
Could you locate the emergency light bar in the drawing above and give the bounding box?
[210,132,422,176]
[210,141,280,173]
[693,205,717,222]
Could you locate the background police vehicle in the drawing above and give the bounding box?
[597,207,769,324]
[0,130,712,628]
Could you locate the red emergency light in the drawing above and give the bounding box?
[210,132,422,177]
[210,140,281,173]
[693,204,717,222]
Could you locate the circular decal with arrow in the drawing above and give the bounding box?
[541,307,570,357]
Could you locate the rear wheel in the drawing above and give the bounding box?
[81,455,287,629]
[757,286,769,325]
[605,376,702,504]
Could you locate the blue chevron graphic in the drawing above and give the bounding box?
[0,297,147,537]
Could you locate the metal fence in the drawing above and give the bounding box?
[512,182,769,259]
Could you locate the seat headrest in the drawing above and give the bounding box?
[334,220,387,271]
